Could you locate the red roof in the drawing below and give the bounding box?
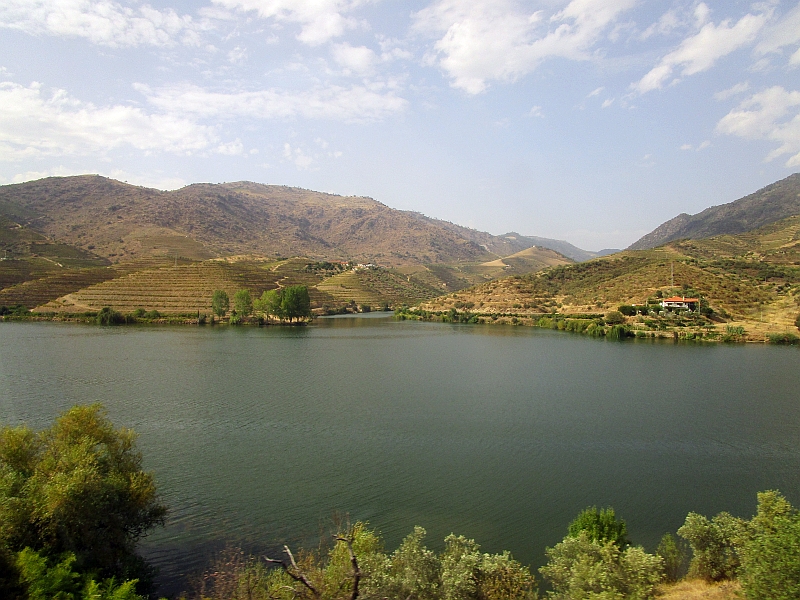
[663,296,698,302]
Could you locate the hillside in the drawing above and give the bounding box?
[419,215,800,335]
[629,173,800,250]
[0,176,504,267]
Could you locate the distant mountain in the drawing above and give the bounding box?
[0,176,506,267]
[629,173,800,250]
[499,233,614,262]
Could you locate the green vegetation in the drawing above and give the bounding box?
[199,523,536,600]
[211,289,230,317]
[568,507,629,547]
[0,405,166,597]
[233,289,253,317]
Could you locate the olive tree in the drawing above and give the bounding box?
[0,405,167,589]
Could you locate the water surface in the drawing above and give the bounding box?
[1,316,799,592]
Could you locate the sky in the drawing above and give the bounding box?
[1,1,800,250]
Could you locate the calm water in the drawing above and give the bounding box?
[1,316,799,593]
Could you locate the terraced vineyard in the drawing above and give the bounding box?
[35,260,281,314]
[317,268,443,306]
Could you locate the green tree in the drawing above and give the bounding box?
[795,314,800,331]
[211,290,229,317]
[233,289,253,317]
[255,289,284,320]
[604,311,626,325]
[569,507,629,548]
[0,405,167,590]
[281,285,312,322]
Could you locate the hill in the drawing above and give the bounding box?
[0,176,505,267]
[629,173,800,250]
[499,232,617,262]
[418,214,800,336]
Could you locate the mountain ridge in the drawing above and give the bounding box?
[629,173,800,250]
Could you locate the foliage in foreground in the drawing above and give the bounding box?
[0,405,167,597]
[677,490,800,599]
[198,523,536,600]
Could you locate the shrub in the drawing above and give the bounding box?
[767,332,800,345]
[656,533,686,582]
[795,314,800,331]
[540,531,663,600]
[739,490,800,600]
[569,507,629,548]
[605,311,626,325]
[618,305,636,316]
[0,406,166,593]
[96,306,124,325]
[677,511,748,581]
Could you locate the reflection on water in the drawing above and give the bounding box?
[1,317,799,594]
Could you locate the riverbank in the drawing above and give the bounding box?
[394,307,800,344]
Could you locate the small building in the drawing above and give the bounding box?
[661,296,699,311]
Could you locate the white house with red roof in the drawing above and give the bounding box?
[661,296,699,311]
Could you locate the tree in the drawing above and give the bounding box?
[255,289,284,320]
[233,289,253,317]
[0,405,167,591]
[211,290,229,317]
[605,311,626,325]
[281,285,312,322]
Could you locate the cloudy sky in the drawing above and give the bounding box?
[1,0,799,249]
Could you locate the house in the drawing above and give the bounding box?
[661,296,699,311]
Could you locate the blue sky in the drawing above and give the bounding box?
[1,0,799,249]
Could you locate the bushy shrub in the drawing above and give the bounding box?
[569,507,629,547]
[201,524,536,600]
[766,332,799,345]
[539,531,663,600]
[618,305,636,316]
[677,512,748,581]
[96,306,124,325]
[605,311,626,325]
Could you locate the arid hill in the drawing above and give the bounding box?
[0,176,513,266]
[629,173,800,250]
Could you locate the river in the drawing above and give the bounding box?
[1,314,799,593]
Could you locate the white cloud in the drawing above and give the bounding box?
[228,46,248,63]
[633,8,767,94]
[283,142,313,169]
[140,82,407,123]
[587,86,604,97]
[0,80,216,160]
[413,0,637,94]
[680,143,692,150]
[211,0,366,46]
[601,97,613,108]
[697,139,711,150]
[0,0,205,47]
[332,43,377,75]
[755,1,800,65]
[714,81,750,101]
[716,86,800,167]
[528,105,543,118]
[216,139,245,155]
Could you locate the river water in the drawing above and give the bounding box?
[1,315,799,593]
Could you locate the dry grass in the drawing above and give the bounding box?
[656,579,742,599]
